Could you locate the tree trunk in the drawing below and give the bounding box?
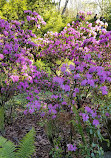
[61,0,69,15]
[58,0,61,12]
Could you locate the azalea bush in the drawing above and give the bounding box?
[0,10,47,132]
[35,12,109,76]
[0,10,111,157]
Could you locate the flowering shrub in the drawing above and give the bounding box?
[35,12,110,77]
[0,10,111,157]
[0,10,47,105]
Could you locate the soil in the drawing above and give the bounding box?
[2,110,111,158]
[4,113,52,158]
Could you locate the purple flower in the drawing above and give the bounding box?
[76,66,83,72]
[0,54,4,60]
[91,112,97,118]
[84,54,91,60]
[32,11,38,16]
[73,92,76,97]
[74,74,80,79]
[100,86,108,95]
[29,108,34,114]
[48,104,52,109]
[3,31,8,36]
[27,16,31,21]
[34,100,41,110]
[89,67,96,73]
[24,10,32,14]
[24,110,28,115]
[61,66,66,72]
[51,109,57,114]
[87,79,95,87]
[62,101,67,105]
[105,113,109,116]
[93,119,99,127]
[74,88,79,93]
[69,64,75,71]
[53,77,64,85]
[52,115,56,119]
[67,144,77,151]
[41,112,45,117]
[86,73,92,79]
[107,77,111,82]
[81,79,87,86]
[98,115,101,119]
[85,107,93,113]
[72,100,75,104]
[51,95,58,99]
[34,89,39,94]
[10,75,19,82]
[82,113,89,122]
[61,84,70,92]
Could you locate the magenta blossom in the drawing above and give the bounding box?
[10,75,19,82]
[100,86,108,95]
[0,54,4,60]
[93,119,99,127]
[85,107,93,113]
[67,144,77,151]
[82,113,89,122]
[105,113,110,116]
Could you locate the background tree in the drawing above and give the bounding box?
[26,0,56,15]
[0,0,6,11]
[2,0,27,20]
[61,0,69,15]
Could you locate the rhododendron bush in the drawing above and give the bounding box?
[0,11,111,157]
[0,10,46,105]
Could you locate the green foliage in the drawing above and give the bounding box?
[42,9,73,34]
[35,59,52,74]
[2,0,27,20]
[0,136,16,158]
[41,9,64,34]
[0,127,36,158]
[45,119,57,145]
[16,127,36,158]
[49,137,63,158]
[0,107,4,134]
[0,0,6,11]
[0,0,73,35]
[26,0,55,15]
[71,105,86,146]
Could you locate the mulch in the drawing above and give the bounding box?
[3,109,111,158]
[4,113,52,158]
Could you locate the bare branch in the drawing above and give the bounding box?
[61,0,69,15]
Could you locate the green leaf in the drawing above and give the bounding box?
[91,153,95,157]
[103,138,110,147]
[0,136,16,158]
[16,127,36,158]
[89,129,93,135]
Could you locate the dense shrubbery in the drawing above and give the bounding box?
[0,0,72,36]
[0,9,111,157]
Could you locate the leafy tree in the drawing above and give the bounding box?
[0,0,6,11]
[39,9,71,35]
[2,0,27,20]
[26,0,56,15]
